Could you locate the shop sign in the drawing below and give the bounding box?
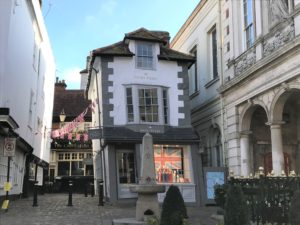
[88,129,102,139]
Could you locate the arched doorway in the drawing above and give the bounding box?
[270,89,300,175]
[208,126,222,167]
[249,106,271,175]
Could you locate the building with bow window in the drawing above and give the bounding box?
[83,28,203,205]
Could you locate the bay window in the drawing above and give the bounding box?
[126,85,169,124]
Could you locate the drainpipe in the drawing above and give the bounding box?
[218,0,227,167]
[90,59,108,200]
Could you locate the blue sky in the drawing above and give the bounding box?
[42,0,200,89]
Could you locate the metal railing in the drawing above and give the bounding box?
[228,173,300,225]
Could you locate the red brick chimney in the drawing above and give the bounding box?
[55,77,67,92]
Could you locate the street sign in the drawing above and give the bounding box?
[3,138,16,157]
[88,129,102,139]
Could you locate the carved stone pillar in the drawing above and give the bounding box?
[268,122,285,175]
[240,131,252,177]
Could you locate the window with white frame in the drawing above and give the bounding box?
[243,0,255,49]
[211,25,218,79]
[207,25,218,81]
[126,85,169,124]
[136,42,154,69]
[139,88,159,123]
[188,46,198,95]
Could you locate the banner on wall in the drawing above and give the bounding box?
[51,100,98,138]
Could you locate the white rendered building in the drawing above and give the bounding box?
[0,0,56,198]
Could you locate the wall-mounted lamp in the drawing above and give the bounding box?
[60,109,66,123]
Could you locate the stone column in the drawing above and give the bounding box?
[269,122,285,175]
[240,131,252,177]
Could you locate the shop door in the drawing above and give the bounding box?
[264,152,291,175]
[116,150,137,199]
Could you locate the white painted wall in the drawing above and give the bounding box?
[108,41,184,126]
[0,0,55,195]
[0,0,55,162]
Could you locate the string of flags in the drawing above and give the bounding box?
[51,99,98,139]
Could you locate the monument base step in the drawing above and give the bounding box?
[112,218,146,225]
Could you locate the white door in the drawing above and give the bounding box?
[116,150,138,199]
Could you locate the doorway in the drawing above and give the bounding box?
[116,150,137,199]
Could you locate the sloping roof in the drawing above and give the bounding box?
[92,41,134,57]
[53,89,91,122]
[124,27,168,44]
[158,46,195,62]
[101,126,199,143]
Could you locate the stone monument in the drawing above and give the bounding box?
[113,133,165,225]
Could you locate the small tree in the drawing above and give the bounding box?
[160,185,188,225]
[224,184,249,225]
[289,190,300,225]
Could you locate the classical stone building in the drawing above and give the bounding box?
[171,0,224,169]
[170,0,226,204]
[219,0,300,177]
[171,0,300,182]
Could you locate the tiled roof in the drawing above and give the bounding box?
[158,46,195,62]
[101,126,199,143]
[124,27,168,44]
[53,89,91,122]
[92,41,134,57]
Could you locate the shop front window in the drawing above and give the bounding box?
[154,145,192,183]
[71,161,84,175]
[57,161,70,176]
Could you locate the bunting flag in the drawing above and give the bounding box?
[68,133,72,140]
[83,133,88,141]
[51,99,97,138]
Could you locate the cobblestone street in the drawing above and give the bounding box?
[0,194,219,225]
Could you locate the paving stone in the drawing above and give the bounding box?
[0,193,219,225]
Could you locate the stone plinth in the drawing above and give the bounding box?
[130,184,165,221]
[113,133,165,224]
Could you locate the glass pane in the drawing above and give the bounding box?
[57,162,70,176]
[128,114,134,122]
[127,106,133,113]
[71,161,84,175]
[154,146,191,184]
[117,152,136,184]
[126,88,132,96]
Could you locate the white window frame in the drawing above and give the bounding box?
[207,25,218,80]
[125,85,169,125]
[135,42,155,70]
[243,0,255,49]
